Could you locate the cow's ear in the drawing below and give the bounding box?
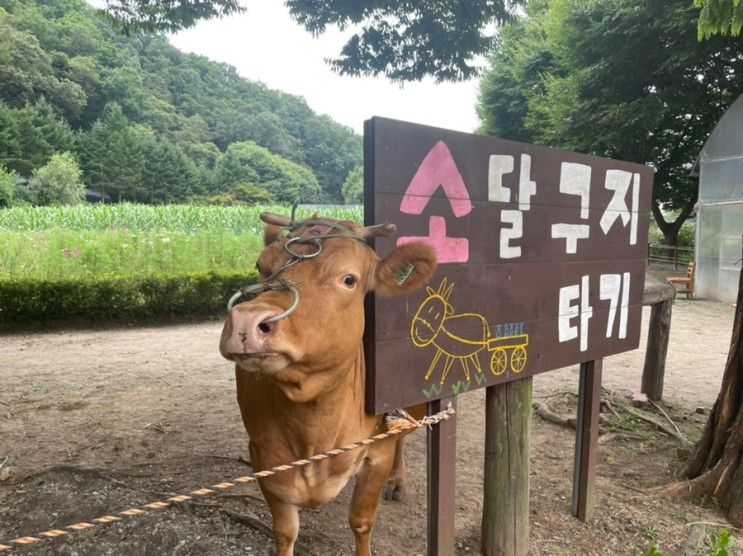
[373,242,437,297]
[263,224,292,246]
[260,212,291,246]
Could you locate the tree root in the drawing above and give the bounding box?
[621,404,692,445]
[650,400,691,445]
[534,402,575,429]
[533,389,691,444]
[686,521,742,532]
[657,468,719,500]
[598,432,649,445]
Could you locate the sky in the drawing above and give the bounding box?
[168,2,484,135]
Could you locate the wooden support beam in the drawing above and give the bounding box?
[572,360,602,522]
[427,396,457,556]
[481,378,532,556]
[641,298,674,401]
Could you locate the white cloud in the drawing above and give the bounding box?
[168,2,483,134]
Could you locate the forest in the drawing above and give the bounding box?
[0,0,362,207]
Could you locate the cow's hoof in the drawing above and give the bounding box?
[383,478,404,501]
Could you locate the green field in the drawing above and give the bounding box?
[0,204,363,280]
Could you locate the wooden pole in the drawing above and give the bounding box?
[641,283,676,401]
[481,378,532,556]
[427,396,457,556]
[641,299,673,400]
[572,360,602,521]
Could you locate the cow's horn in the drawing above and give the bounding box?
[260,212,292,226]
[360,223,397,238]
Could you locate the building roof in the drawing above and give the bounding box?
[696,94,743,204]
[700,94,743,164]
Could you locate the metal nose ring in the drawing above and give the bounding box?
[227,285,300,321]
[262,285,300,323]
[284,236,322,259]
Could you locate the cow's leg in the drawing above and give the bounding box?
[262,489,299,556]
[383,435,406,501]
[349,442,396,556]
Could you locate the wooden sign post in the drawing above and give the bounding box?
[363,118,653,554]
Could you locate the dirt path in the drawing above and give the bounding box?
[0,277,737,555]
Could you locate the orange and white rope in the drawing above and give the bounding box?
[0,405,455,552]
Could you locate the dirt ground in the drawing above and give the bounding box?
[0,266,739,555]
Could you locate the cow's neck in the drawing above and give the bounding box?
[239,344,377,456]
[270,349,362,407]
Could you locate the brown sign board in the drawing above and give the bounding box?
[363,117,654,415]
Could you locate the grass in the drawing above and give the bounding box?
[0,230,264,280]
[0,204,364,280]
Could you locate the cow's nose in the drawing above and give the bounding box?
[225,307,282,354]
[256,318,275,334]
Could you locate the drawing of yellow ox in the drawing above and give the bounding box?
[411,278,489,385]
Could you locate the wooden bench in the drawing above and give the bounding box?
[666,261,695,299]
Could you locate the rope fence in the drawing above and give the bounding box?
[0,405,455,552]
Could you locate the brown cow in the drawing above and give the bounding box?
[220,212,436,556]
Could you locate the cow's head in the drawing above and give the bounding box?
[220,212,436,398]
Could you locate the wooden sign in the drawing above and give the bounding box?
[364,117,653,414]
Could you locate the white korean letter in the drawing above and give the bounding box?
[500,210,522,259]
[600,170,640,245]
[551,223,590,254]
[518,154,537,211]
[558,284,580,343]
[488,155,514,203]
[600,272,630,339]
[580,275,593,352]
[560,162,592,219]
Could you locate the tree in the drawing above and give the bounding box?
[28,151,85,205]
[229,182,275,205]
[213,141,321,203]
[0,8,86,119]
[141,138,197,203]
[101,0,243,33]
[477,0,743,245]
[477,0,557,144]
[12,100,75,176]
[294,113,362,203]
[341,165,363,204]
[0,101,22,171]
[0,0,361,203]
[102,0,524,82]
[696,0,743,38]
[664,258,743,527]
[78,103,148,202]
[0,165,16,207]
[193,183,275,205]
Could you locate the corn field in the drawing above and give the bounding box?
[0,204,364,280]
[0,203,364,234]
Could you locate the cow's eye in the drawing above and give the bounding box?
[343,274,357,288]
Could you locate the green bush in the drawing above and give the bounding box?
[341,165,363,204]
[0,270,259,324]
[648,215,696,247]
[28,152,85,206]
[0,165,16,207]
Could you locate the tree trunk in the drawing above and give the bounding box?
[481,379,531,556]
[651,196,697,246]
[663,245,743,527]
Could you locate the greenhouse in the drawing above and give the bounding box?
[695,94,743,302]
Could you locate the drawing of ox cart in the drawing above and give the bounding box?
[411,278,530,385]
